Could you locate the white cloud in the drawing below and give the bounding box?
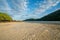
[0,0,12,11]
[11,0,27,11]
[8,0,60,20]
[0,0,60,20]
[30,0,60,18]
[9,0,28,20]
[0,0,29,20]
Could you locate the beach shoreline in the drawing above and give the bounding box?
[0,22,60,40]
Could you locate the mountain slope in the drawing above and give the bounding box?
[24,9,60,21]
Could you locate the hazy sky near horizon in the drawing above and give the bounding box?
[0,0,60,20]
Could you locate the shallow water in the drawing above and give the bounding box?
[25,21,60,24]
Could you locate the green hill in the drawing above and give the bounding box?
[24,9,60,21]
[0,12,12,22]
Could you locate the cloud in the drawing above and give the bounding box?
[0,0,60,20]
[0,0,29,20]
[9,0,29,20]
[30,0,60,18]
[0,0,12,11]
[10,0,27,11]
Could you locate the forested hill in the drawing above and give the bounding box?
[24,9,60,21]
[0,12,12,22]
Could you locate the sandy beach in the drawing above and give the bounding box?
[0,22,60,40]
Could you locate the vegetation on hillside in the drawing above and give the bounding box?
[0,12,12,22]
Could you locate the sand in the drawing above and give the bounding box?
[0,22,60,40]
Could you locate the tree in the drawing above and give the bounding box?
[0,12,12,22]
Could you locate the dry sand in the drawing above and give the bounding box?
[0,22,60,40]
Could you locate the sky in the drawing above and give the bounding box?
[0,0,60,20]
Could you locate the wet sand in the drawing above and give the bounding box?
[0,22,60,40]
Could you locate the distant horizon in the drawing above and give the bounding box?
[0,0,60,20]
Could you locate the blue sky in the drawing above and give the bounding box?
[0,0,60,20]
